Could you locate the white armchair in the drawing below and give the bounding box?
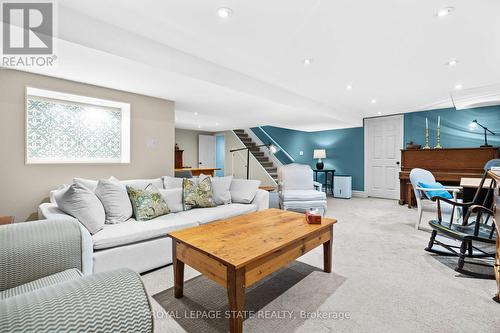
[278,163,328,216]
[409,168,462,230]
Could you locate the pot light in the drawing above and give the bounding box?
[376,111,382,115]
[217,7,233,18]
[215,122,219,126]
[455,83,463,90]
[371,99,377,104]
[197,124,201,129]
[437,7,455,17]
[447,59,459,67]
[194,112,198,116]
[346,84,353,90]
[303,58,313,66]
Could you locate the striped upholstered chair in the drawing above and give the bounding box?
[0,219,153,333]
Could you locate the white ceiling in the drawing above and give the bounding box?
[8,0,500,131]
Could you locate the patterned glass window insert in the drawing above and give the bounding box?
[26,97,124,163]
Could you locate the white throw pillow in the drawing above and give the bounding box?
[55,183,105,235]
[95,178,133,224]
[229,179,261,204]
[73,176,115,192]
[159,188,183,213]
[162,176,198,189]
[199,174,233,205]
[120,178,163,190]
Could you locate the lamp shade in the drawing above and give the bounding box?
[313,149,326,159]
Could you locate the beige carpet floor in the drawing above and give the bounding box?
[141,197,499,333]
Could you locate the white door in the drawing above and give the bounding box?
[364,115,403,199]
[198,135,216,168]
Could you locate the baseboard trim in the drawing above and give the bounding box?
[352,190,368,198]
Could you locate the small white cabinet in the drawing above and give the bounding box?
[334,175,352,199]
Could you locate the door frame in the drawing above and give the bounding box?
[363,114,404,198]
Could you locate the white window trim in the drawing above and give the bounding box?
[25,87,131,164]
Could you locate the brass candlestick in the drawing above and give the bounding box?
[434,125,442,149]
[423,127,431,149]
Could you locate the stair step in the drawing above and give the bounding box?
[252,152,264,157]
[234,129,245,134]
[245,142,256,147]
[260,161,273,167]
[268,173,278,178]
[240,137,252,143]
[237,133,249,139]
[265,167,277,173]
[257,157,269,162]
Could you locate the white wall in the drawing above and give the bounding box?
[174,128,213,168]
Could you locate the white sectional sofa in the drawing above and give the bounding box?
[38,177,269,274]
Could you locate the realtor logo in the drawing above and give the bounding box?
[1,1,56,67]
[2,2,53,54]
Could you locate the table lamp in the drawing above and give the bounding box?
[313,149,326,170]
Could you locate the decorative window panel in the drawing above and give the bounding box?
[26,87,130,164]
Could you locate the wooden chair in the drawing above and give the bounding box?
[425,159,500,279]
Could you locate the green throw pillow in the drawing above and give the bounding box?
[127,184,170,221]
[182,177,216,211]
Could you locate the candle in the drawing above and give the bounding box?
[437,116,440,127]
[426,117,428,129]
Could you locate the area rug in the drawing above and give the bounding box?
[153,261,346,333]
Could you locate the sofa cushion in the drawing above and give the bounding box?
[174,203,257,225]
[182,177,216,210]
[92,214,198,250]
[73,177,115,192]
[199,175,233,205]
[230,179,261,204]
[95,179,133,224]
[126,185,169,221]
[120,178,163,190]
[280,190,327,201]
[55,183,105,235]
[159,188,183,213]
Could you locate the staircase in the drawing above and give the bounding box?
[233,129,279,182]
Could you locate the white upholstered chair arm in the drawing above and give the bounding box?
[313,181,323,191]
[252,189,270,211]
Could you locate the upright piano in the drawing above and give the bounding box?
[399,147,499,207]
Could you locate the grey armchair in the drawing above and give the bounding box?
[0,219,153,333]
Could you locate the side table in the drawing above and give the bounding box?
[313,169,335,196]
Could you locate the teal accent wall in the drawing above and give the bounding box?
[251,126,364,191]
[404,105,500,148]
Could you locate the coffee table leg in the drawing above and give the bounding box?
[323,226,333,273]
[227,266,245,333]
[172,241,184,298]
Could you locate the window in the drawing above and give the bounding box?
[25,87,130,164]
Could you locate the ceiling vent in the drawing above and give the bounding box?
[451,83,500,110]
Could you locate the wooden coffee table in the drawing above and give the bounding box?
[168,208,337,333]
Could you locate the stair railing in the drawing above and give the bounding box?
[248,127,295,164]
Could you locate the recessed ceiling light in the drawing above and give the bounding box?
[346,85,353,90]
[376,112,382,115]
[215,122,219,126]
[303,58,313,66]
[194,112,198,116]
[371,99,377,104]
[217,7,233,18]
[455,83,463,90]
[447,59,459,67]
[197,124,201,129]
[437,7,455,17]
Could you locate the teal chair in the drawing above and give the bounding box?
[0,219,153,332]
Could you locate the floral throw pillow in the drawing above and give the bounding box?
[126,184,170,221]
[182,177,216,210]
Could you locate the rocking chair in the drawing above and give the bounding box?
[425,159,500,279]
